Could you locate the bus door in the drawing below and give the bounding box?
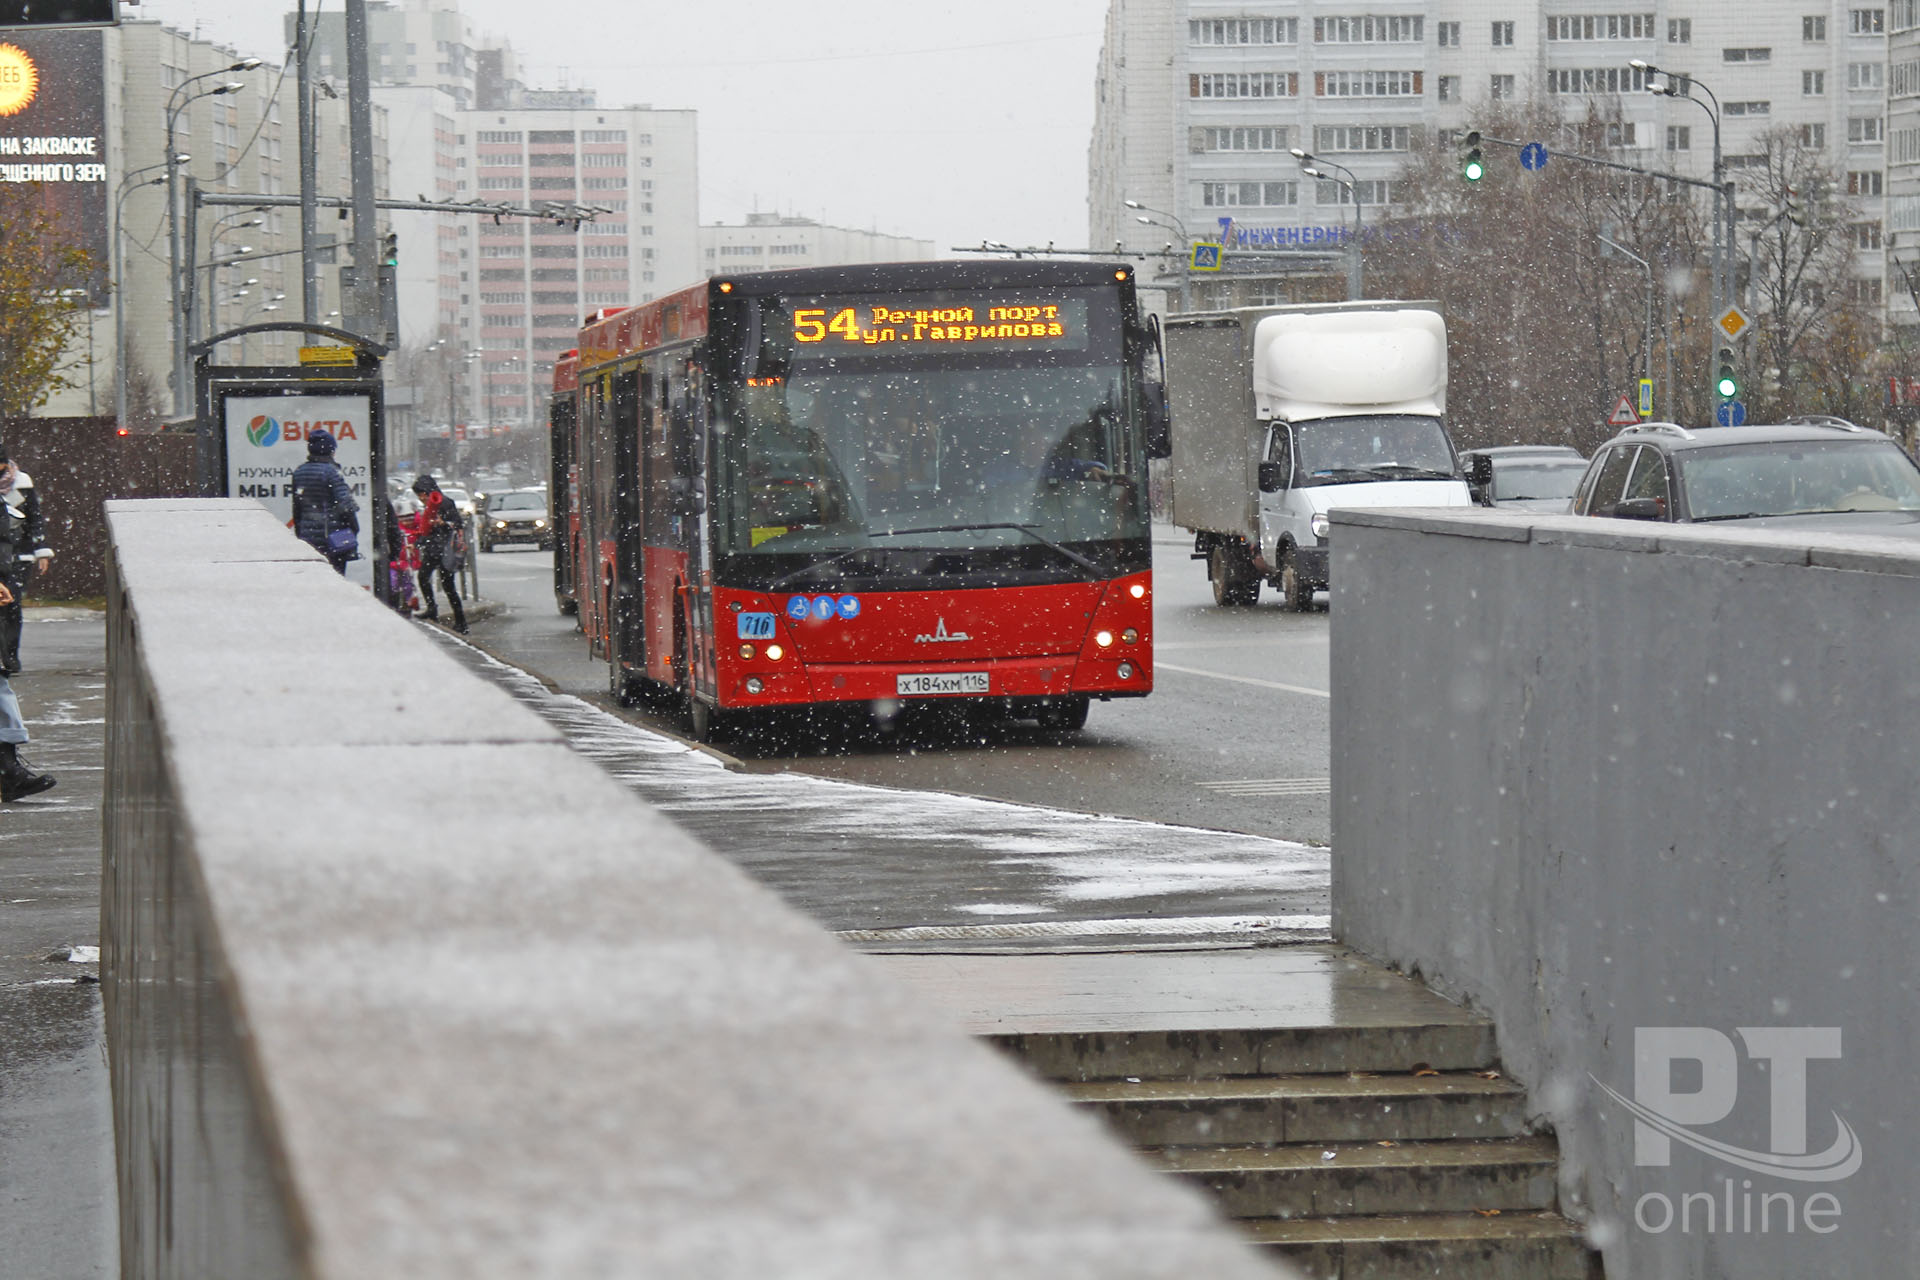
[641,351,705,691]
[610,365,646,675]
[581,374,613,656]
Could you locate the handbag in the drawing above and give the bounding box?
[327,526,360,559]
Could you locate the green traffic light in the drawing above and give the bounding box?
[1716,375,1738,398]
[1464,152,1485,182]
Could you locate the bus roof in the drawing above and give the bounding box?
[551,350,578,394]
[574,260,1141,373]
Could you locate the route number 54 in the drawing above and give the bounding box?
[793,308,859,343]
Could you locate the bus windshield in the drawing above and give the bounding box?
[714,289,1147,585]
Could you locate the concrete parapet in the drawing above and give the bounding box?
[1329,507,1920,1279]
[101,499,1282,1279]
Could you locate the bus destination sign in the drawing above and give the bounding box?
[789,296,1088,356]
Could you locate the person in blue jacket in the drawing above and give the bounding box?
[288,429,359,574]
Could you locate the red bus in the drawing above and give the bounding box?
[548,349,580,614]
[570,260,1168,740]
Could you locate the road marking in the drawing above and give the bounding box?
[1199,778,1332,798]
[836,914,1330,944]
[1155,662,1331,699]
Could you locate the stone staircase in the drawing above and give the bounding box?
[985,969,1604,1279]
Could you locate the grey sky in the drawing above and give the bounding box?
[130,0,1110,253]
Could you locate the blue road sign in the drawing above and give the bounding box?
[1716,400,1747,427]
[1520,142,1549,172]
[1190,243,1222,271]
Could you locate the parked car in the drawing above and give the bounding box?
[1571,420,1920,532]
[479,489,553,551]
[1462,445,1587,512]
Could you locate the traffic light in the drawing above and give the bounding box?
[381,231,399,266]
[1716,347,1739,400]
[1462,130,1485,183]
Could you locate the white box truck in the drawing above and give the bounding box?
[1164,302,1471,608]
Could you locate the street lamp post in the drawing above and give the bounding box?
[1633,59,1733,402]
[1599,232,1657,413]
[203,212,264,339]
[1123,199,1192,311]
[113,157,181,428]
[1293,149,1364,301]
[166,60,259,416]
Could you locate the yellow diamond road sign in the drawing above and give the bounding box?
[1716,305,1751,342]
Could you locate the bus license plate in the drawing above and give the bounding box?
[897,672,989,697]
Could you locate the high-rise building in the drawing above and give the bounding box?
[1091,2,1888,318]
[456,104,700,427]
[289,0,486,109]
[698,212,936,277]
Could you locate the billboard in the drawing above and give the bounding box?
[0,27,107,298]
[224,394,376,589]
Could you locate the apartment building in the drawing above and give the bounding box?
[1886,0,1920,327]
[457,105,699,426]
[1091,3,1889,316]
[699,212,936,277]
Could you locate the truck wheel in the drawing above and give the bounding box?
[1210,543,1261,607]
[1280,545,1314,612]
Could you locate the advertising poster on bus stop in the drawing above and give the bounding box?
[224,394,375,589]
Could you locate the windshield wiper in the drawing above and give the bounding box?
[868,522,1103,575]
[1690,512,1772,522]
[1364,464,1459,481]
[766,545,889,592]
[1307,467,1378,482]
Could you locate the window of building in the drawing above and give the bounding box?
[476,130,521,143]
[1491,74,1516,99]
[1491,21,1515,46]
[1317,178,1395,204]
[1312,16,1423,42]
[1893,59,1920,94]
[1191,72,1301,97]
[1549,65,1652,93]
[1850,116,1885,141]
[529,177,574,190]
[1437,21,1460,46]
[1802,122,1828,146]
[1316,70,1421,96]
[582,177,626,190]
[582,129,628,143]
[1438,76,1460,102]
[1606,122,1638,146]
[1806,69,1828,94]
[1190,17,1299,44]
[1895,125,1920,161]
[582,152,628,168]
[479,292,525,305]
[1723,47,1771,61]
[1848,169,1885,193]
[1199,180,1300,206]
[1847,277,1883,303]
[1667,125,1691,150]
[479,153,519,167]
[1855,221,1884,248]
[1851,8,1887,33]
[1313,125,1411,152]
[528,152,574,168]
[1197,126,1290,151]
[1668,18,1691,42]
[1896,0,1919,31]
[1547,14,1657,40]
[1850,61,1886,89]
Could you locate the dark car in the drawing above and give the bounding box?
[1463,445,1588,512]
[478,490,554,551]
[1570,419,1920,533]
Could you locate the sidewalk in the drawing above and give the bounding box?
[0,607,114,1279]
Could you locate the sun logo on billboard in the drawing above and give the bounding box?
[0,45,39,119]
[246,415,281,448]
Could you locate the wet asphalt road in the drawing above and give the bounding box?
[467,528,1334,846]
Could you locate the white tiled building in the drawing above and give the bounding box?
[699,213,935,278]
[1091,2,1889,316]
[457,105,699,426]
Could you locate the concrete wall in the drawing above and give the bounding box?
[101,499,1282,1280]
[1329,507,1920,1279]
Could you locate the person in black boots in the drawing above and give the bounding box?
[408,475,467,632]
[0,581,54,802]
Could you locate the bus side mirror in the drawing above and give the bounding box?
[1143,383,1171,459]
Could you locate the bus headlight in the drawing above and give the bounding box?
[1095,630,1114,648]
[739,644,756,660]
[765,644,784,661]
[1128,583,1146,599]
[1310,512,1331,540]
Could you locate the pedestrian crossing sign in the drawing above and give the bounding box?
[1190,243,1222,271]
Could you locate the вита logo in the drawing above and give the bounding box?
[246,415,280,448]
[1595,1027,1860,1236]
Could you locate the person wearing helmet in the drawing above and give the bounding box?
[288,428,359,574]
